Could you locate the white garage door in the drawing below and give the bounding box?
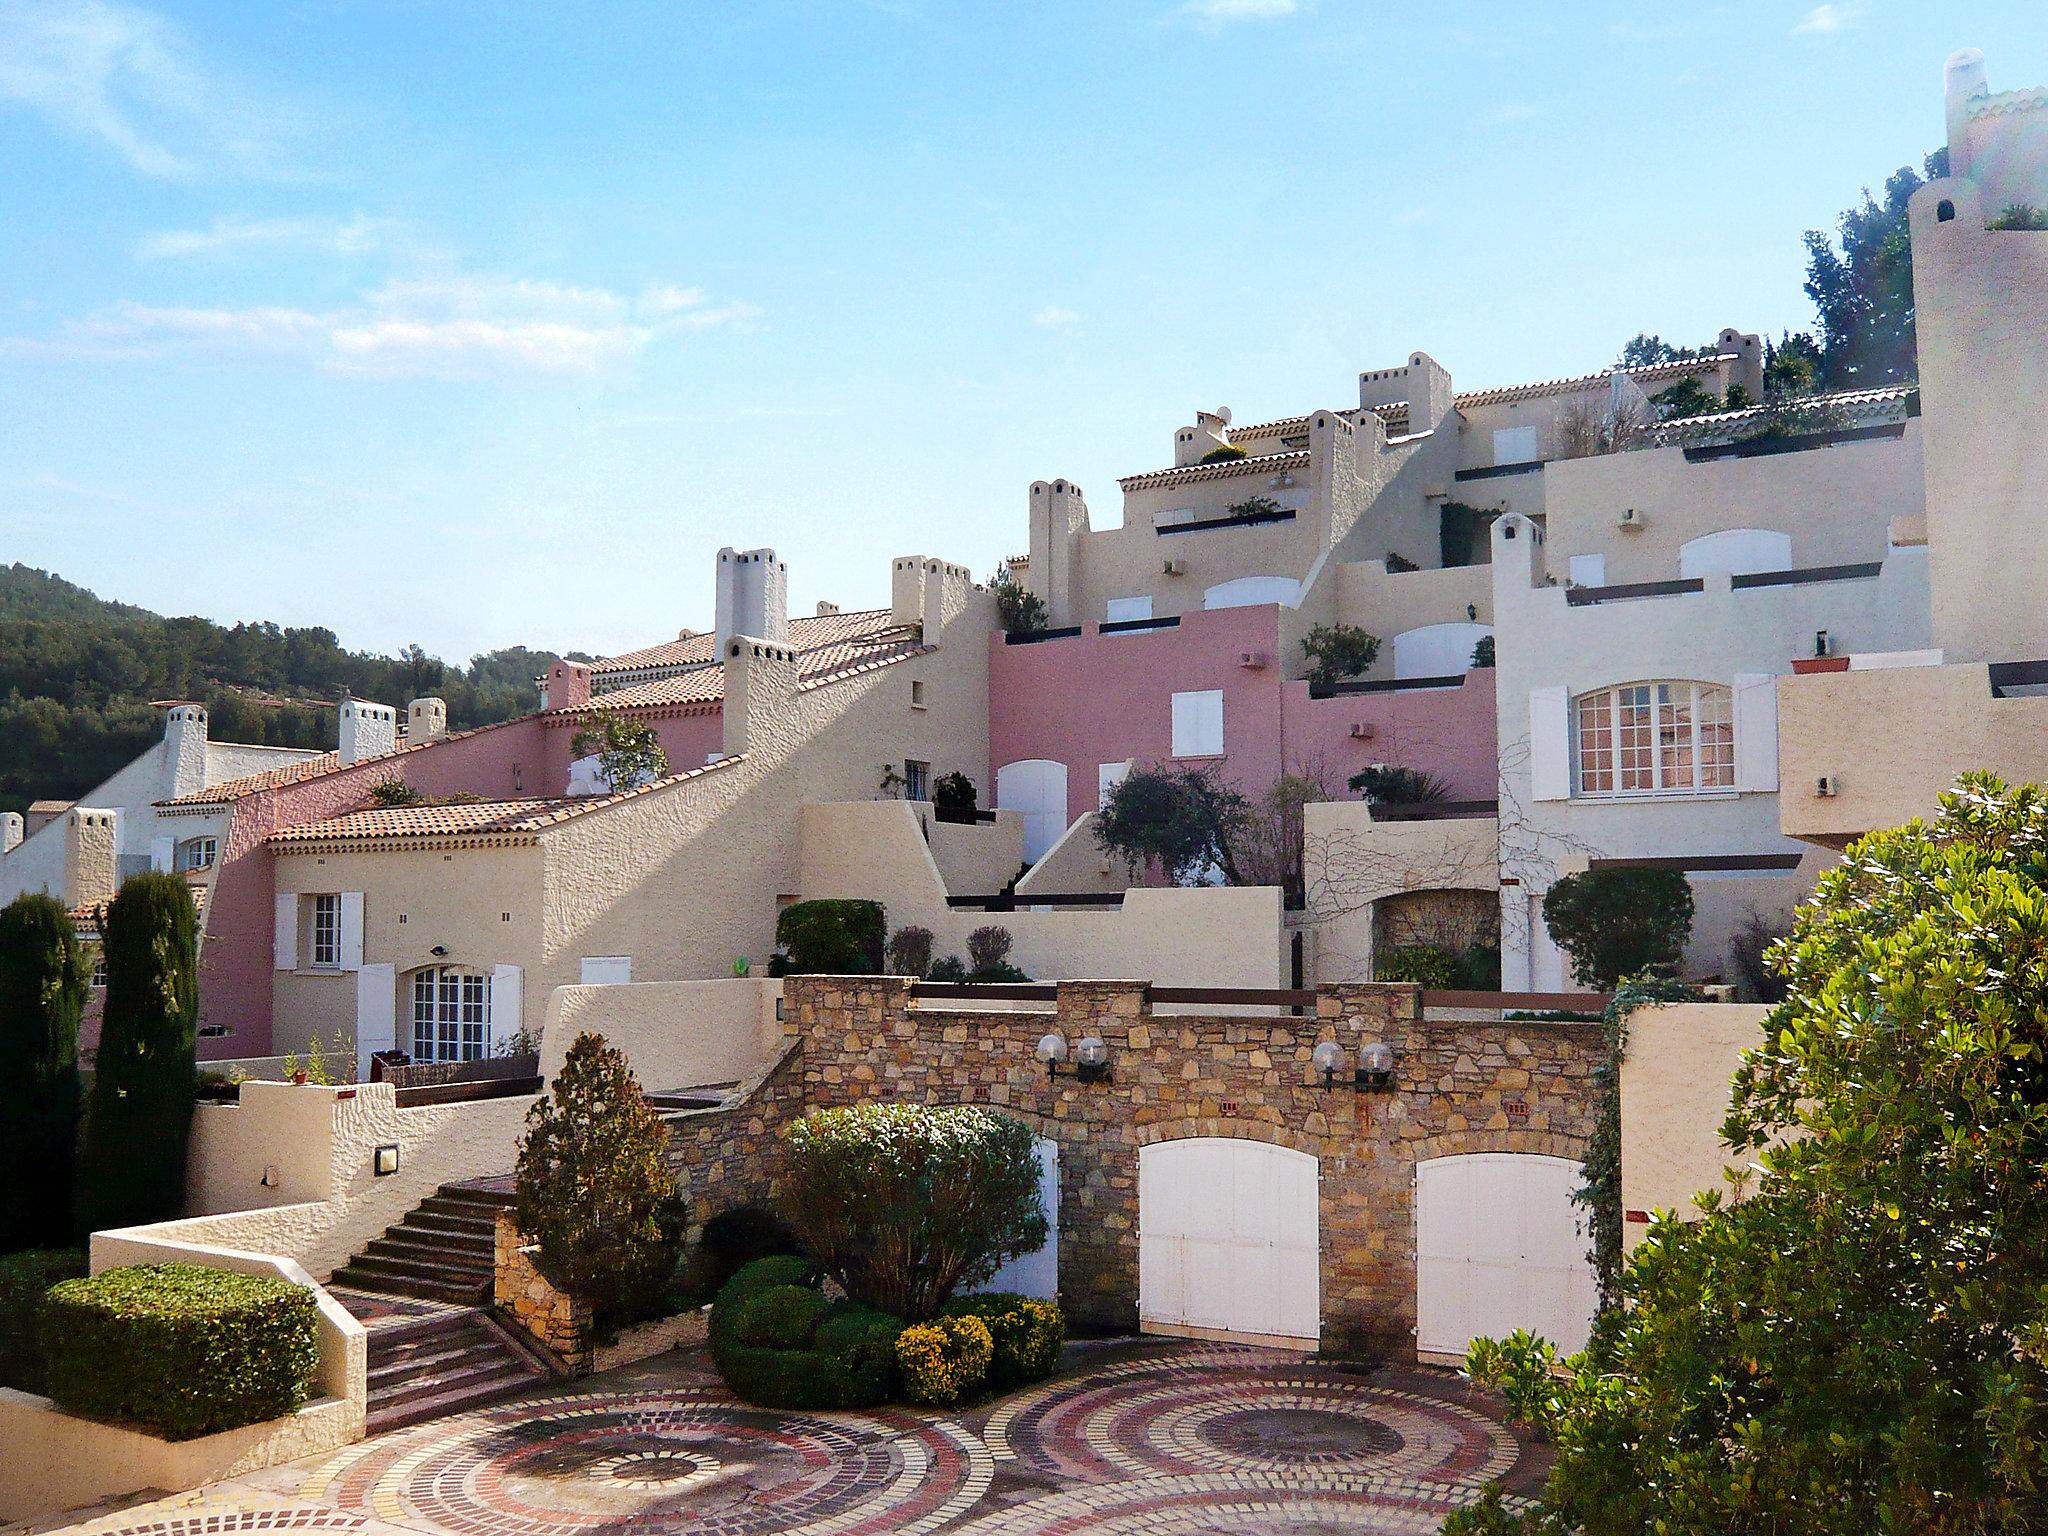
[1415,1153,1598,1361]
[1139,1138,1319,1346]
[969,1137,1059,1300]
[996,758,1070,863]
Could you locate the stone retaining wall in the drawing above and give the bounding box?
[666,977,1602,1358]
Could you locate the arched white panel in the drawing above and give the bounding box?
[1393,622,1492,679]
[1678,528,1792,580]
[1202,575,1300,611]
[1139,1138,1319,1345]
[996,758,1070,863]
[1416,1153,1598,1359]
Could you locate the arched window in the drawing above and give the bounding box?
[1574,681,1733,796]
[411,966,491,1063]
[175,836,217,872]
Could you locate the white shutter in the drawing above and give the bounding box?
[490,965,523,1053]
[1567,554,1605,588]
[1171,689,1225,757]
[274,894,298,971]
[579,955,631,985]
[1529,686,1571,801]
[338,891,365,972]
[149,835,175,873]
[1732,674,1779,792]
[354,963,395,1080]
[1098,761,1131,810]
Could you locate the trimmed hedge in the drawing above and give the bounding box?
[0,1248,87,1394]
[769,900,885,976]
[943,1292,1065,1389]
[39,1264,319,1439]
[708,1257,901,1410]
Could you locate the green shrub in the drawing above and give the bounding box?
[40,1264,318,1439]
[1299,623,1381,688]
[989,566,1047,635]
[1990,201,2048,231]
[933,772,978,814]
[943,1293,1064,1388]
[779,1103,1048,1320]
[769,899,885,976]
[1374,943,1459,988]
[77,874,197,1235]
[1454,943,1503,991]
[1470,633,1496,668]
[0,1248,86,1393]
[515,1032,688,1328]
[887,925,935,978]
[707,1258,892,1409]
[1199,444,1249,463]
[814,1302,904,1356]
[1542,867,1695,989]
[965,925,1030,981]
[1349,764,1449,805]
[896,1313,993,1405]
[0,894,86,1251]
[928,955,970,982]
[732,1284,826,1349]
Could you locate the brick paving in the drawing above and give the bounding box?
[44,1342,1546,1536]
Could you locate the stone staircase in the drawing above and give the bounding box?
[330,1180,555,1432]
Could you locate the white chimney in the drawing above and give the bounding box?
[162,702,209,800]
[0,812,21,854]
[714,547,789,651]
[339,698,398,764]
[406,697,448,743]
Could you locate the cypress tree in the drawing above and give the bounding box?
[76,873,198,1235]
[0,893,86,1252]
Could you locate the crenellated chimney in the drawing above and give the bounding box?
[338,697,398,764]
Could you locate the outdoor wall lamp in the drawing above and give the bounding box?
[373,1143,400,1177]
[1036,1031,1113,1084]
[1312,1039,1397,1092]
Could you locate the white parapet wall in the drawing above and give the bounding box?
[538,978,788,1090]
[1619,1001,1772,1254]
[0,1233,366,1525]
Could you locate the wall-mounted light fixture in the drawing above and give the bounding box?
[430,944,449,958]
[1035,1031,1113,1084]
[1312,1039,1397,1092]
[373,1143,401,1177]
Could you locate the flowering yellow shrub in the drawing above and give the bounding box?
[894,1313,993,1406]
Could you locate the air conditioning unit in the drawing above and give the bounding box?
[1816,775,1839,798]
[1162,558,1187,577]
[1238,650,1268,670]
[1618,507,1645,529]
[1348,722,1377,740]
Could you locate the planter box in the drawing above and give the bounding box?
[1791,656,1850,674]
[0,1389,357,1526]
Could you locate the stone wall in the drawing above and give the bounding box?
[664,976,1601,1360]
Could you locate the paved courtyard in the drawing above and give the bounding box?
[47,1341,1547,1536]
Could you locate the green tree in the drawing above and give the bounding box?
[1094,763,1248,886]
[571,705,669,792]
[1616,334,1704,369]
[1456,775,2048,1534]
[0,894,86,1251]
[1648,377,1719,420]
[1540,868,1693,989]
[76,874,198,1235]
[988,566,1047,635]
[514,1032,687,1326]
[1802,150,1946,389]
[1299,623,1381,688]
[778,1103,1046,1320]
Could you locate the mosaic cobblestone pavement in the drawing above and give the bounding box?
[40,1341,1547,1536]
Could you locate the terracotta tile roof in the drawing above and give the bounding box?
[593,607,898,678]
[160,751,344,807]
[1644,385,1912,448]
[71,876,207,931]
[562,620,926,713]
[1116,449,1311,493]
[1968,85,2048,119]
[269,755,748,849]
[1453,354,1735,409]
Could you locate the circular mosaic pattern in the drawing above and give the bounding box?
[986,1356,1517,1489]
[950,1472,1508,1536]
[325,1390,989,1536]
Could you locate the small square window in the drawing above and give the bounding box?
[910,679,927,708]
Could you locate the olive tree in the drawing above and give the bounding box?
[777,1103,1046,1321]
[1455,775,2048,1534]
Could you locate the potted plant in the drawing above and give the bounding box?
[932,772,980,824]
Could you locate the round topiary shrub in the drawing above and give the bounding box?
[40,1264,319,1439]
[732,1284,827,1349]
[895,1313,994,1406]
[942,1293,1065,1389]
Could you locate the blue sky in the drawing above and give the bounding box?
[0,2,2038,662]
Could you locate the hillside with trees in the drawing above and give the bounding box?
[0,563,586,816]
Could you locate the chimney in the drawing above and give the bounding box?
[406,696,448,743]
[338,697,398,764]
[921,558,974,640]
[544,660,593,713]
[713,547,789,654]
[891,557,926,627]
[65,808,117,909]
[0,812,21,854]
[815,600,840,617]
[721,636,800,760]
[161,702,209,800]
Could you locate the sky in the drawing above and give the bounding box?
[0,1,2041,664]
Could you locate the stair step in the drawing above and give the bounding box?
[332,1266,488,1306]
[371,1344,525,1398]
[416,1195,505,1226]
[371,1329,500,1379]
[345,1251,489,1283]
[365,1360,546,1434]
[438,1180,516,1207]
[400,1211,499,1241]
[367,1231,493,1264]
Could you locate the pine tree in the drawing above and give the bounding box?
[76,874,197,1235]
[0,893,86,1251]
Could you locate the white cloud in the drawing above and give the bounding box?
[1389,207,1430,228]
[1182,0,1298,30]
[1031,304,1080,331]
[135,214,398,261]
[0,0,284,176]
[1792,3,1859,35]
[0,273,758,377]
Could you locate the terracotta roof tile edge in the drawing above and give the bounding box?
[1116,449,1312,490]
[156,715,533,808]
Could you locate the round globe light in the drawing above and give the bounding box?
[1035,1031,1070,1065]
